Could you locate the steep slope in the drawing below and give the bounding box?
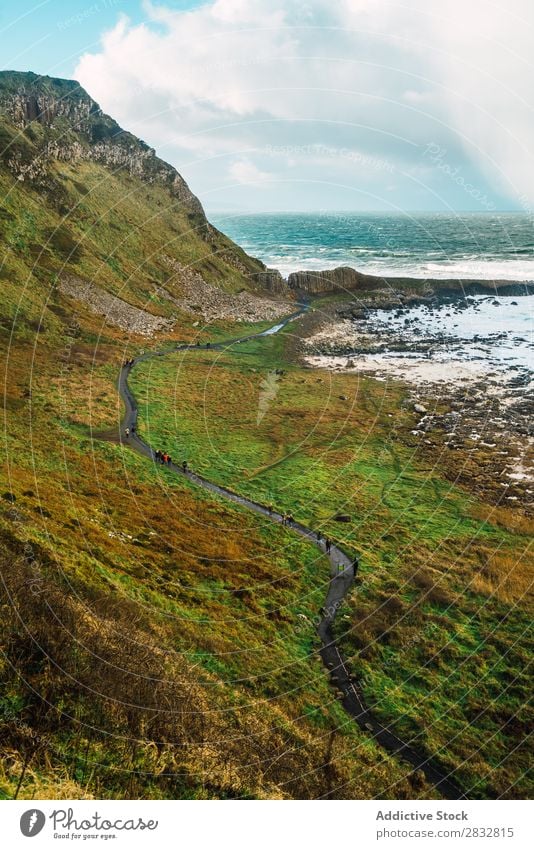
[0,70,286,342]
[0,72,424,801]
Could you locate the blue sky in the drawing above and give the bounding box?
[1,0,532,214]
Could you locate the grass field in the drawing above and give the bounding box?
[1,75,531,799]
[130,321,533,798]
[1,313,433,799]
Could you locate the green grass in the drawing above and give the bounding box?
[1,324,427,800]
[1,74,530,799]
[130,325,533,798]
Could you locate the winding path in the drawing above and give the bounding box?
[117,310,465,800]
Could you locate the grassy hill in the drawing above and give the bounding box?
[130,324,533,799]
[0,72,430,799]
[0,71,278,344]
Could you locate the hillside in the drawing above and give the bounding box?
[0,72,424,800]
[0,71,287,342]
[1,71,530,803]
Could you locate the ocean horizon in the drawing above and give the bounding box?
[212,211,534,281]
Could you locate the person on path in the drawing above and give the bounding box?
[182,460,188,473]
[125,427,130,439]
[162,452,169,464]
[352,557,360,578]
[325,538,332,554]
[166,454,172,466]
[268,503,273,515]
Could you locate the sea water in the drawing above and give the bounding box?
[213,212,533,375]
[212,211,534,280]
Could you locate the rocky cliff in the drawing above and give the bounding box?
[0,71,207,222]
[287,266,385,294]
[0,70,288,302]
[287,264,534,301]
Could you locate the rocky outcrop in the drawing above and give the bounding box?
[253,268,289,295]
[287,264,534,301]
[0,71,205,219]
[287,266,385,294]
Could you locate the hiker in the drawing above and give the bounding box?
[155,450,161,463]
[162,452,169,465]
[182,460,188,473]
[131,424,136,434]
[206,341,211,349]
[125,427,130,439]
[316,531,322,542]
[325,538,332,554]
[166,454,172,466]
[352,557,360,577]
[268,503,273,515]
[287,513,294,525]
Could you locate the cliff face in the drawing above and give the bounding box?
[287,265,534,300]
[287,266,384,294]
[0,71,206,220]
[0,70,286,303]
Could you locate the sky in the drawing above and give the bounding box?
[1,0,533,213]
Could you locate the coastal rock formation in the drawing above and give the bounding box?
[0,70,283,313]
[288,266,384,294]
[0,71,206,222]
[254,268,288,295]
[288,264,534,300]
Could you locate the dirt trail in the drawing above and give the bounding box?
[117,311,465,800]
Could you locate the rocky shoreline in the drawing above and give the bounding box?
[303,293,534,511]
[284,263,534,302]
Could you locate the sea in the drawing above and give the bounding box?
[212,212,534,374]
[212,211,534,281]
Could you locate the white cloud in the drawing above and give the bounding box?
[228,158,271,185]
[74,0,534,210]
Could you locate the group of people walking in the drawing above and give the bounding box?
[123,358,134,368]
[281,513,294,526]
[153,451,189,473]
[154,450,172,465]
